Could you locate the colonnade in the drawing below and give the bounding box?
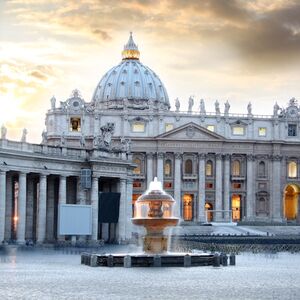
[0,170,132,243]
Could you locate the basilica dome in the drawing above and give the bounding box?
[92,33,170,110]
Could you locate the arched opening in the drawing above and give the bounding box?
[206,160,213,176]
[232,194,241,221]
[232,160,241,176]
[183,194,193,221]
[284,184,299,220]
[185,159,193,174]
[205,202,213,222]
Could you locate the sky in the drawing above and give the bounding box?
[1,0,300,143]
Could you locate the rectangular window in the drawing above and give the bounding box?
[70,117,81,132]
[205,182,213,189]
[132,122,145,132]
[232,183,241,189]
[206,125,215,132]
[164,182,172,189]
[288,124,297,137]
[165,123,174,132]
[258,127,266,136]
[133,181,142,188]
[232,126,244,135]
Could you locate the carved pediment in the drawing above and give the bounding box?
[156,122,225,140]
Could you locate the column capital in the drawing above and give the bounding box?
[272,154,283,161]
[59,174,67,179]
[198,153,206,160]
[19,171,28,176]
[120,178,126,183]
[174,152,182,160]
[0,170,6,175]
[224,154,231,161]
[126,177,133,184]
[146,152,155,159]
[39,173,48,179]
[157,152,164,159]
[215,153,223,160]
[246,154,255,161]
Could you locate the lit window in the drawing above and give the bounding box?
[288,161,297,178]
[132,122,145,132]
[164,159,172,177]
[185,159,193,174]
[288,124,297,137]
[258,127,266,136]
[165,123,174,132]
[133,158,142,175]
[232,126,244,135]
[232,160,241,176]
[206,160,213,176]
[207,125,215,132]
[70,117,81,132]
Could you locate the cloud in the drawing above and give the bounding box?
[5,0,300,70]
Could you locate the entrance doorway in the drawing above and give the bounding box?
[205,203,213,222]
[231,194,241,222]
[284,184,299,220]
[183,194,193,221]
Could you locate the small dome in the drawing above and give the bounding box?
[92,33,170,109]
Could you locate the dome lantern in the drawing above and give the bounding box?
[122,32,140,60]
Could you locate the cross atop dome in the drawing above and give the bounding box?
[122,32,140,60]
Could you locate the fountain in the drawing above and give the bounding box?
[82,178,221,267]
[132,177,179,254]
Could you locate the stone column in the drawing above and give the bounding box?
[146,152,154,188]
[0,170,6,242]
[77,177,85,205]
[25,177,35,240]
[223,154,231,221]
[17,172,27,244]
[197,154,206,222]
[157,152,164,183]
[37,174,47,243]
[91,176,99,240]
[125,178,133,239]
[271,155,282,222]
[246,155,255,221]
[5,174,12,241]
[117,178,127,241]
[58,175,66,240]
[215,154,223,221]
[174,153,182,218]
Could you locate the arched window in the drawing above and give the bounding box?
[133,158,141,175]
[206,160,213,176]
[164,159,172,177]
[232,160,241,176]
[258,161,266,177]
[288,161,297,178]
[185,159,193,174]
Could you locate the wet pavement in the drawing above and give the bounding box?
[0,246,300,299]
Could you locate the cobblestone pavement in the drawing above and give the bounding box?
[0,249,300,300]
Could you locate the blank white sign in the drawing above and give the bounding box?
[58,204,92,235]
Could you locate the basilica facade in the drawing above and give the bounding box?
[1,33,300,244]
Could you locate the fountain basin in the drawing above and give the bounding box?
[81,252,216,267]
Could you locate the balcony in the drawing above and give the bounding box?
[182,174,198,180]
